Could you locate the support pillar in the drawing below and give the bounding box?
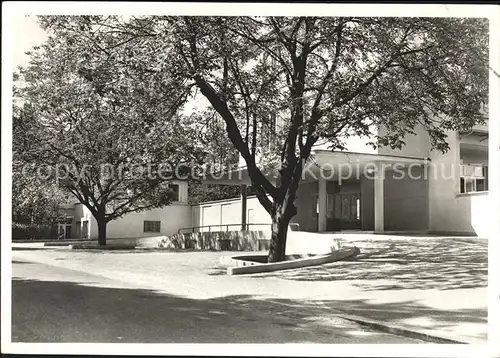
[240,184,247,231]
[374,162,385,233]
[318,177,328,232]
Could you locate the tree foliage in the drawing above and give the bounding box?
[12,105,66,225]
[38,16,488,259]
[188,183,241,205]
[14,17,203,244]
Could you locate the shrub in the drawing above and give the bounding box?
[12,222,57,240]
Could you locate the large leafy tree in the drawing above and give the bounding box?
[15,17,202,245]
[41,16,488,260]
[167,16,488,262]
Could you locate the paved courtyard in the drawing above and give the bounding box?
[245,236,488,291]
[11,236,488,344]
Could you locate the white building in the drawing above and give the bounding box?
[61,117,490,240]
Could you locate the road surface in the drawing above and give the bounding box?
[11,259,422,343]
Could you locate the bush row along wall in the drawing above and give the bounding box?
[12,222,58,240]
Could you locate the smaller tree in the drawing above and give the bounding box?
[10,174,63,240]
[15,18,201,245]
[12,105,65,226]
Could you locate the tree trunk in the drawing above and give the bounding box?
[267,210,292,263]
[266,172,300,263]
[97,217,107,246]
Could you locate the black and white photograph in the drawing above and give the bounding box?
[1,2,499,357]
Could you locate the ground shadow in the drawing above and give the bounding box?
[11,272,486,344]
[220,295,486,341]
[226,238,488,291]
[11,275,431,344]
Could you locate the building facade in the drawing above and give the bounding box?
[62,121,490,240]
[197,119,490,237]
[59,180,192,240]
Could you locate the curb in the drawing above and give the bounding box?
[264,299,470,344]
[332,313,466,344]
[227,247,359,275]
[69,244,137,250]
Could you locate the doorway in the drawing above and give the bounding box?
[82,220,89,239]
[330,191,361,230]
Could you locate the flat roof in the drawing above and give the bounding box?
[202,150,430,184]
[313,149,431,162]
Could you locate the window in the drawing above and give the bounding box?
[313,194,319,218]
[59,216,73,225]
[169,184,180,201]
[333,193,360,221]
[144,220,161,233]
[82,221,89,238]
[327,194,334,219]
[356,198,361,220]
[76,221,81,238]
[460,164,488,193]
[313,194,334,218]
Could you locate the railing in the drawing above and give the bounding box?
[177,222,299,234]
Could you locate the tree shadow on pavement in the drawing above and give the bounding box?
[12,272,488,344]
[243,238,487,291]
[222,295,487,341]
[12,276,426,344]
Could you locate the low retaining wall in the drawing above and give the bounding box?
[158,231,271,251]
[158,231,344,253]
[47,231,347,253]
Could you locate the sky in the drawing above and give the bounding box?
[12,15,47,70]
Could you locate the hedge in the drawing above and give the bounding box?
[12,222,58,240]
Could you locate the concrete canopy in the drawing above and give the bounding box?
[201,150,430,185]
[306,150,431,182]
